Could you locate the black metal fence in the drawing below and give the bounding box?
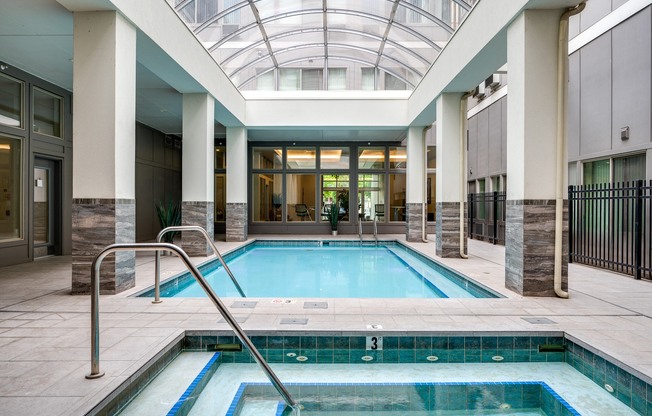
[468,192,506,245]
[569,180,651,280]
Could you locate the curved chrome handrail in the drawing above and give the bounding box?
[85,243,297,411]
[373,216,379,245]
[154,226,246,301]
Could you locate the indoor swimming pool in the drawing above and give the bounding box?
[139,241,498,299]
[112,335,639,416]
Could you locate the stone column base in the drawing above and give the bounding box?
[182,201,214,256]
[72,198,135,295]
[226,202,247,242]
[505,200,568,296]
[406,203,424,242]
[435,202,467,258]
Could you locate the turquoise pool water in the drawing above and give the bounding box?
[142,242,498,299]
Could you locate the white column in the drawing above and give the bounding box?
[181,93,215,255]
[505,9,567,296]
[406,126,425,241]
[435,93,467,258]
[71,11,136,294]
[226,126,248,241]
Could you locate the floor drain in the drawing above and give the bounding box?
[361,356,374,362]
[280,318,309,325]
[521,317,557,325]
[304,302,328,309]
[231,301,258,308]
[218,316,248,323]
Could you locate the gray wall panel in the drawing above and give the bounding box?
[488,100,502,175]
[476,109,489,178]
[580,0,612,31]
[568,52,581,159]
[467,115,478,180]
[501,97,507,172]
[580,33,612,156]
[611,7,651,150]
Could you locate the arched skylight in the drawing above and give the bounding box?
[170,0,475,91]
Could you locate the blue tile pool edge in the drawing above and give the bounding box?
[224,381,580,416]
[166,352,222,416]
[134,239,500,299]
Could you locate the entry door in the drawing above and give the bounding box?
[33,158,60,257]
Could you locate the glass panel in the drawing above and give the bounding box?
[389,173,406,222]
[256,0,323,20]
[214,173,226,222]
[276,47,325,67]
[477,179,486,220]
[327,68,346,90]
[302,69,323,90]
[214,145,226,169]
[252,147,283,169]
[33,167,49,244]
[384,72,407,90]
[279,68,301,91]
[0,73,22,128]
[614,154,645,183]
[358,173,384,222]
[427,146,436,169]
[320,147,350,169]
[0,135,22,241]
[427,173,436,222]
[252,173,283,222]
[320,174,350,223]
[287,174,316,222]
[286,147,316,170]
[389,146,407,169]
[361,68,375,90]
[33,87,62,138]
[358,146,385,170]
[583,159,610,185]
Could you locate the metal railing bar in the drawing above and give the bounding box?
[155,226,246,301]
[85,243,298,411]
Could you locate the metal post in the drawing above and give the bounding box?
[468,193,474,240]
[568,185,574,264]
[635,180,643,279]
[492,191,498,245]
[86,243,297,410]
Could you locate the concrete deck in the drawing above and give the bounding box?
[0,236,651,415]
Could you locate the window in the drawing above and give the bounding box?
[320,147,350,170]
[32,87,62,138]
[252,147,282,169]
[358,174,385,222]
[252,147,283,223]
[389,173,406,222]
[328,68,346,90]
[426,146,436,169]
[389,146,407,169]
[286,174,316,222]
[384,73,407,91]
[302,69,323,91]
[0,135,22,241]
[583,159,610,185]
[256,71,275,91]
[279,69,300,91]
[321,174,350,223]
[614,154,645,183]
[0,73,22,128]
[361,68,375,91]
[358,147,385,170]
[286,147,316,170]
[214,144,226,222]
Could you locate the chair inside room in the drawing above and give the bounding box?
[374,204,385,220]
[295,203,312,221]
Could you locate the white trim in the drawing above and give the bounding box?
[466,85,508,119]
[569,0,652,54]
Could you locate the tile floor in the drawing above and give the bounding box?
[0,235,651,415]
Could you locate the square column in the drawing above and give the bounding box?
[406,126,426,242]
[71,11,136,295]
[181,94,215,256]
[506,10,568,296]
[435,93,467,258]
[226,127,247,242]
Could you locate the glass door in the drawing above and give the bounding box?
[33,158,59,257]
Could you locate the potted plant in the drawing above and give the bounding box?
[155,199,182,244]
[327,199,340,236]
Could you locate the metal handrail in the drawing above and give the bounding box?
[358,214,364,242]
[373,216,378,245]
[154,226,246,302]
[85,243,298,411]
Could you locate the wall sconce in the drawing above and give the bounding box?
[620,126,629,141]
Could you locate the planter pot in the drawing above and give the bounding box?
[331,230,338,236]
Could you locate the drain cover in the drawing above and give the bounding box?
[304,302,328,309]
[521,317,557,324]
[218,316,248,323]
[231,301,258,308]
[280,318,309,325]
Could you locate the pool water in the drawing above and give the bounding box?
[146,243,497,299]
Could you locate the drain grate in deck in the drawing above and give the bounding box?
[280,318,309,325]
[218,316,248,323]
[521,317,557,325]
[304,301,328,309]
[231,301,258,308]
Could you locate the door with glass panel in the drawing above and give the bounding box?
[33,158,60,257]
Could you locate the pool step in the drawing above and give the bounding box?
[237,399,284,416]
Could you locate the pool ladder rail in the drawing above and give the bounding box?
[357,216,379,245]
[85,242,299,412]
[154,225,246,301]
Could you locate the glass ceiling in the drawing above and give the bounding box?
[169,0,475,91]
